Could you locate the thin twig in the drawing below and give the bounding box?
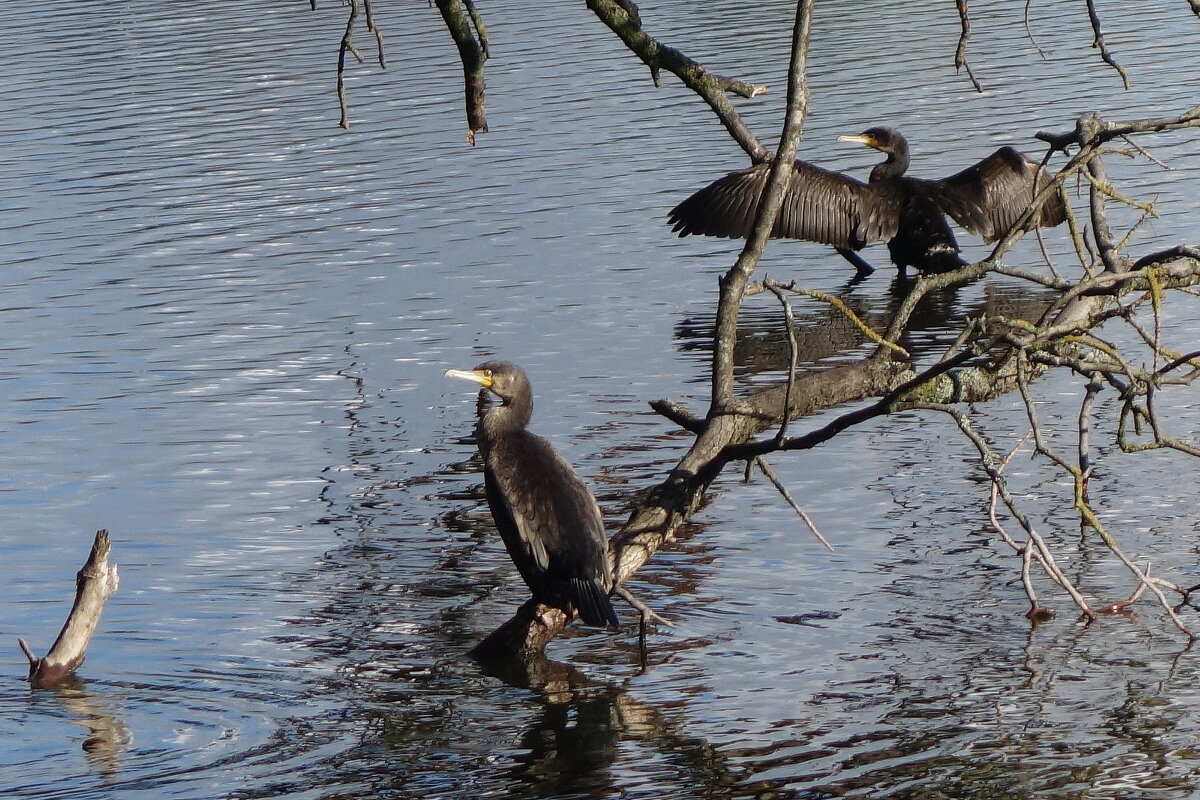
[1022,0,1049,60]
[1084,0,1131,89]
[764,279,801,443]
[615,585,674,628]
[754,456,834,552]
[363,0,386,67]
[954,0,984,92]
[760,279,909,357]
[932,405,1096,620]
[336,0,362,129]
[1077,372,1102,501]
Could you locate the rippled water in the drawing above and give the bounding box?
[2,1,1200,798]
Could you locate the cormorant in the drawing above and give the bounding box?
[446,360,620,628]
[667,126,1066,276]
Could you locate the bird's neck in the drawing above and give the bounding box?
[479,394,533,439]
[870,147,909,182]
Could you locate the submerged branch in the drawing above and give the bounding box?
[19,531,119,689]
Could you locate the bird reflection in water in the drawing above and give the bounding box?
[479,651,735,798]
[669,126,1066,277]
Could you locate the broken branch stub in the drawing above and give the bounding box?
[19,530,119,689]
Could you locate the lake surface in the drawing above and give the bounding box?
[2,1,1200,798]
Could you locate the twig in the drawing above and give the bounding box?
[760,279,909,358]
[933,406,1096,620]
[764,279,801,443]
[336,0,364,129]
[617,579,674,667]
[1022,0,1049,60]
[615,585,674,628]
[754,456,834,552]
[1084,0,1131,89]
[649,398,706,434]
[585,0,769,161]
[1132,245,1200,270]
[1077,371,1102,501]
[462,0,490,59]
[1121,134,1171,169]
[954,0,984,92]
[981,436,1053,619]
[1075,499,1194,636]
[363,0,386,68]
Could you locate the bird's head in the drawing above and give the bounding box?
[445,360,528,404]
[837,126,905,156]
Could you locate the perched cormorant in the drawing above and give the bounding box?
[668,126,1066,276]
[446,360,619,628]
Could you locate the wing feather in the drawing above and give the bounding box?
[668,161,892,249]
[934,146,1066,243]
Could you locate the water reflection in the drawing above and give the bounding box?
[29,680,131,779]
[476,652,762,799]
[676,276,1062,380]
[754,624,1200,800]
[479,657,621,796]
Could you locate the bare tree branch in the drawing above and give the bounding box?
[434,0,489,144]
[585,0,769,162]
[954,0,984,92]
[1084,0,1131,88]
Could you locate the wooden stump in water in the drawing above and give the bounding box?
[18,530,119,689]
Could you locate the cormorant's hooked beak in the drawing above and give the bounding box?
[837,132,880,150]
[445,368,494,389]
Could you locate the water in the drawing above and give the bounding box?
[2,1,1200,798]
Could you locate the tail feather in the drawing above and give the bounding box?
[570,577,619,629]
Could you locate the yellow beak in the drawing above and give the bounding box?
[444,368,493,389]
[837,133,877,149]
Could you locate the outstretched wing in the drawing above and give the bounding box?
[668,161,899,249]
[934,146,1066,243]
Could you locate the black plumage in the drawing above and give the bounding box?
[446,360,619,628]
[668,126,1066,276]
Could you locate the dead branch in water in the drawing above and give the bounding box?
[19,530,119,689]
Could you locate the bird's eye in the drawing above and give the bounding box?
[483,370,492,378]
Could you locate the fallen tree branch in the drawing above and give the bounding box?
[466,25,1200,660]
